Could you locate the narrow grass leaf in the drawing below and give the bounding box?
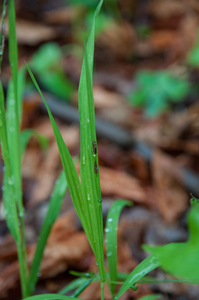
[0,82,19,241]
[115,255,160,299]
[17,66,26,123]
[78,0,105,281]
[26,64,92,249]
[8,0,18,100]
[138,295,163,300]
[29,171,67,293]
[6,80,22,206]
[105,200,132,294]
[72,278,93,297]
[59,277,89,295]
[23,294,83,300]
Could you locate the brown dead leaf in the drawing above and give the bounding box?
[149,0,187,19]
[93,86,125,109]
[99,166,146,203]
[152,150,188,222]
[44,6,82,24]
[96,21,136,58]
[2,18,57,45]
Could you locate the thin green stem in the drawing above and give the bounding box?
[101,282,104,300]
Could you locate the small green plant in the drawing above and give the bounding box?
[1,1,199,300]
[127,70,190,118]
[29,42,75,100]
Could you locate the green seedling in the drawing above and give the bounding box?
[30,42,75,100]
[128,70,190,118]
[1,1,199,300]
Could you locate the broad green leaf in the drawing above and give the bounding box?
[138,295,163,300]
[29,171,67,294]
[78,0,105,282]
[144,204,199,281]
[59,277,89,295]
[31,42,75,99]
[26,64,92,252]
[115,255,160,299]
[105,200,132,294]
[23,294,83,300]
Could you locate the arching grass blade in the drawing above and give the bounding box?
[23,294,83,300]
[105,200,132,295]
[29,171,68,294]
[115,255,160,299]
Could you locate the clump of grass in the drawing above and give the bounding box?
[1,1,199,300]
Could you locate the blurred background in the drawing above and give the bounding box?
[1,0,199,299]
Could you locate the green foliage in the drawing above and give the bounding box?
[105,200,132,295]
[187,36,199,67]
[144,204,199,282]
[30,43,75,100]
[128,70,190,118]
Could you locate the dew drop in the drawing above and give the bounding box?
[87,194,91,201]
[107,251,112,257]
[82,155,86,165]
[105,228,109,233]
[108,218,113,222]
[9,127,15,133]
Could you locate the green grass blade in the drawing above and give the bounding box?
[29,171,67,294]
[78,0,105,282]
[26,64,93,249]
[6,79,22,206]
[115,255,160,299]
[59,277,89,295]
[0,82,19,241]
[72,278,93,297]
[8,0,18,100]
[105,200,132,295]
[17,66,26,123]
[23,295,83,300]
[138,295,163,300]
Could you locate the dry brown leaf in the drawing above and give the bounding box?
[99,166,146,203]
[2,18,57,45]
[96,21,136,58]
[152,150,188,222]
[44,6,82,24]
[149,0,187,19]
[93,86,125,108]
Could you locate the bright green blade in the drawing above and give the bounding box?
[17,66,26,123]
[23,295,83,300]
[29,171,67,294]
[8,0,18,101]
[59,277,89,295]
[138,295,163,300]
[26,64,93,249]
[6,80,22,206]
[78,0,105,282]
[72,278,93,297]
[105,200,132,294]
[0,82,19,241]
[115,255,160,299]
[144,204,199,281]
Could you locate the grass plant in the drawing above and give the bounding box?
[1,1,199,300]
